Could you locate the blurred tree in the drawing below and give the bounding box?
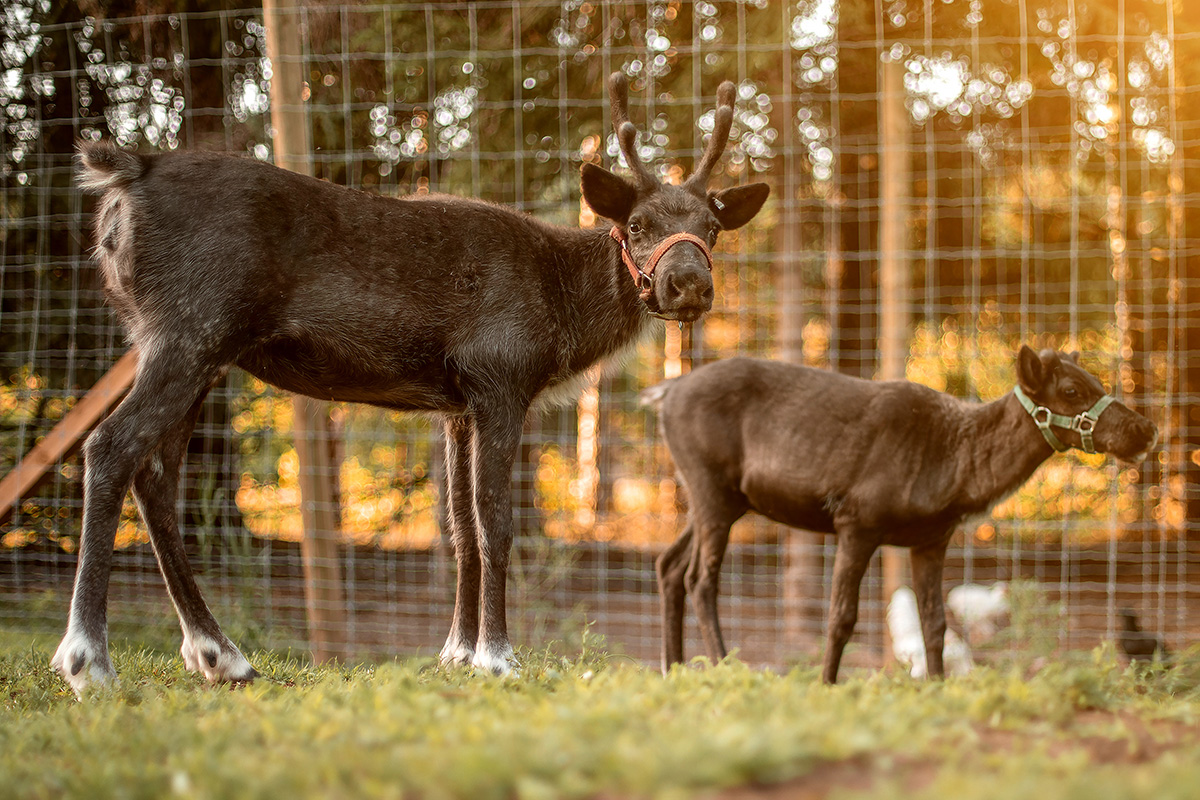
[3,0,1189,552]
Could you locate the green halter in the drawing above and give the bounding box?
[1013,385,1115,455]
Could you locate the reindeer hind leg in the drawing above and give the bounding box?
[656,523,694,674]
[439,414,481,667]
[52,345,228,695]
[686,516,736,665]
[132,390,257,683]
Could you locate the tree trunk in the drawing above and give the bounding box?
[831,0,881,381]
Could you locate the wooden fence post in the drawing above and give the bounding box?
[778,201,825,654]
[879,56,913,659]
[263,0,347,663]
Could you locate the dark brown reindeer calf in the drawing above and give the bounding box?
[642,347,1157,683]
[54,73,768,695]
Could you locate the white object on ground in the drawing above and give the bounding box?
[888,585,973,678]
[947,582,1011,644]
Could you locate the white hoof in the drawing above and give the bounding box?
[439,636,475,667]
[52,630,116,698]
[180,630,257,683]
[471,642,518,677]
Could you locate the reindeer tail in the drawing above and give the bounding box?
[637,379,677,411]
[76,141,147,194]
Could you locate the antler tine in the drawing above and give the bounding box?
[608,71,632,129]
[608,71,658,191]
[684,80,737,193]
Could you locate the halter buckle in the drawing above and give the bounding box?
[1014,384,1113,455]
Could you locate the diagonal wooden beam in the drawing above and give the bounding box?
[0,350,138,526]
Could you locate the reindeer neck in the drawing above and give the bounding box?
[541,224,656,376]
[957,391,1058,513]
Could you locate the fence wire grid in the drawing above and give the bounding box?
[2,0,1198,670]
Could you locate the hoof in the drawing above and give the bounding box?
[439,637,475,667]
[51,631,116,698]
[180,630,257,684]
[471,642,518,677]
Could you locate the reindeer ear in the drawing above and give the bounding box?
[709,183,770,230]
[581,163,637,223]
[1017,344,1045,395]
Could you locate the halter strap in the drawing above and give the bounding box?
[1013,385,1116,454]
[610,226,714,302]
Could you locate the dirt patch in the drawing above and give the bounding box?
[711,711,1200,800]
[715,753,935,800]
[967,709,1200,765]
[1059,710,1200,763]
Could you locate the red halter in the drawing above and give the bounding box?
[609,226,714,302]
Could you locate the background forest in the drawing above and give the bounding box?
[1,0,1195,663]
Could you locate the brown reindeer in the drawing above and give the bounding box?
[642,347,1157,683]
[55,73,768,694]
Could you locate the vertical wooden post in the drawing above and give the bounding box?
[776,39,824,658]
[264,0,310,177]
[576,375,600,528]
[575,199,600,529]
[778,203,824,653]
[879,56,912,658]
[264,0,347,663]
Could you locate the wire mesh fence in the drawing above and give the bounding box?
[2,0,1196,670]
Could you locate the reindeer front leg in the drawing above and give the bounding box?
[822,528,879,684]
[467,403,527,676]
[910,538,952,679]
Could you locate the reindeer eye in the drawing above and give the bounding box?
[1063,386,1079,399]
[628,221,643,235]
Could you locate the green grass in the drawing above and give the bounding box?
[3,625,1200,800]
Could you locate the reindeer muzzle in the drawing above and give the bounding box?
[610,227,714,304]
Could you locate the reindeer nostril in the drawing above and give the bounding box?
[661,270,713,314]
[666,273,683,301]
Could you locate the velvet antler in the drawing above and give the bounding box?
[684,80,736,193]
[608,72,659,192]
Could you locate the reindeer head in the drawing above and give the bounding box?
[1015,345,1158,463]
[580,73,770,322]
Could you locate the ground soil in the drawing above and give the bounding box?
[713,711,1200,799]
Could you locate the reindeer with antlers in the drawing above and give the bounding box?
[58,72,768,693]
